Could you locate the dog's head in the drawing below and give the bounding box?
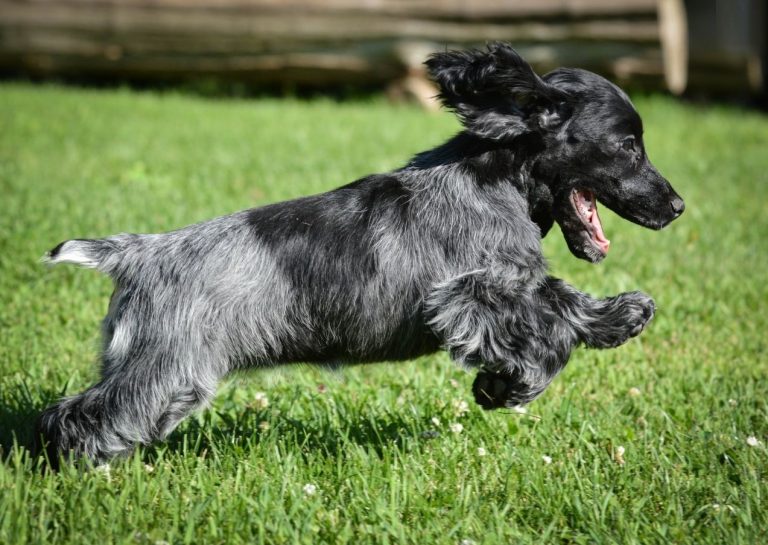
[425,43,685,263]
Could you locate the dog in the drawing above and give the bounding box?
[35,43,684,467]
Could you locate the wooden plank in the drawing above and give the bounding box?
[0,39,666,87]
[13,0,659,19]
[1,5,661,45]
[0,0,674,94]
[658,0,688,94]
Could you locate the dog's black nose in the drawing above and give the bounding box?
[670,197,685,216]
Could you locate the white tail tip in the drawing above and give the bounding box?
[43,240,101,269]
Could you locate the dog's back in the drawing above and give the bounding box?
[44,178,443,370]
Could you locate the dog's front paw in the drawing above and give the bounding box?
[587,291,655,348]
[472,369,540,410]
[621,291,656,338]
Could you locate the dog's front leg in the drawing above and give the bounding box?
[427,273,656,409]
[426,269,579,408]
[540,277,656,349]
[470,278,656,409]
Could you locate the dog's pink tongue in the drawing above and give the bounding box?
[591,206,611,254]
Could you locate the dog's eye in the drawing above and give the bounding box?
[621,137,635,152]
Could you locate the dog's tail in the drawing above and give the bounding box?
[43,236,134,276]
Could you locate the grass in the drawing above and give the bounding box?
[0,83,766,544]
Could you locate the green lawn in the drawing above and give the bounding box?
[0,83,766,544]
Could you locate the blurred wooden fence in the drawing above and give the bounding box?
[0,0,762,101]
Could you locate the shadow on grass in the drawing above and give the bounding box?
[151,405,435,462]
[0,383,59,456]
[1,384,442,467]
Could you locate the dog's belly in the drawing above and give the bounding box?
[268,299,443,366]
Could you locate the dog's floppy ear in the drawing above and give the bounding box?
[425,43,568,140]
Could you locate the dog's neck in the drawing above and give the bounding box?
[403,131,554,236]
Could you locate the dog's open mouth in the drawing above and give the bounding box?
[571,189,610,256]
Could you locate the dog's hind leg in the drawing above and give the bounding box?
[34,289,223,468]
[35,371,218,468]
[35,350,221,468]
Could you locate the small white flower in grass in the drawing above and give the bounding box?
[746,436,760,447]
[449,422,464,434]
[453,399,470,417]
[613,445,626,465]
[144,464,155,473]
[728,398,738,407]
[302,483,317,496]
[460,540,477,545]
[258,420,270,431]
[542,455,552,465]
[477,447,487,457]
[95,464,111,480]
[253,391,269,409]
[628,387,642,397]
[431,416,441,427]
[512,405,528,414]
[450,379,460,389]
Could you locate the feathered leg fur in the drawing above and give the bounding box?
[428,274,655,409]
